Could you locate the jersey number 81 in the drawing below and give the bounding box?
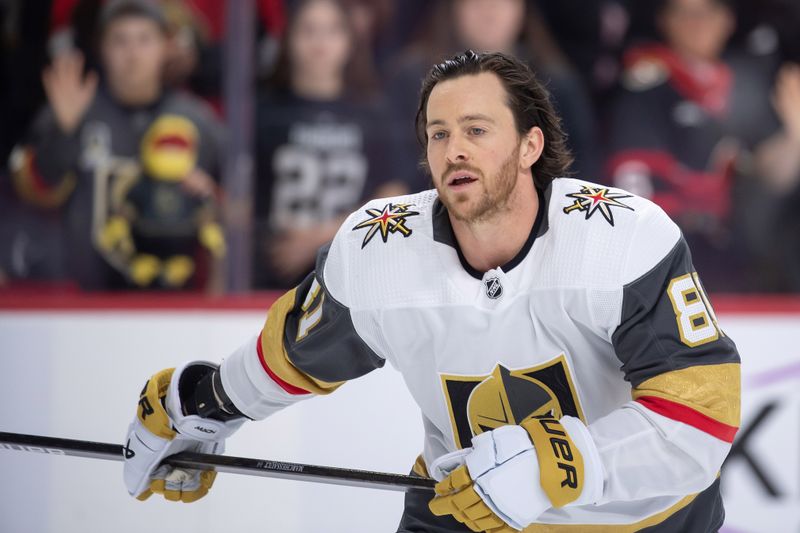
[667,273,721,347]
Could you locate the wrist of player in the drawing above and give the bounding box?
[123,361,247,502]
[429,416,603,531]
[521,416,604,508]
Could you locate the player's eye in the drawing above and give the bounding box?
[431,131,447,141]
[469,127,486,136]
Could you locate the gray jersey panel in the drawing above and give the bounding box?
[282,243,385,383]
[612,237,740,387]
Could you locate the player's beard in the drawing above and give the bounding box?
[438,146,520,225]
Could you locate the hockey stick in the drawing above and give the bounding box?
[0,431,435,492]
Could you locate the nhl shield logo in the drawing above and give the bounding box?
[484,277,503,299]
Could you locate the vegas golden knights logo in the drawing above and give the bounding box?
[441,355,585,449]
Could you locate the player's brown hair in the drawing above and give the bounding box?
[415,50,573,189]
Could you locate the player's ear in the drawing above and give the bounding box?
[520,126,544,169]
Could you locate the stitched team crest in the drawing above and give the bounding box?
[563,186,634,226]
[441,356,585,449]
[352,202,419,248]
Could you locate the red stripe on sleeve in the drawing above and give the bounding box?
[636,396,738,443]
[256,332,310,395]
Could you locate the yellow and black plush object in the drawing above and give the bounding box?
[97,114,224,289]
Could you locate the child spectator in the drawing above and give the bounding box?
[9,0,225,290]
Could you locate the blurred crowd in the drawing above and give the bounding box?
[1,0,799,293]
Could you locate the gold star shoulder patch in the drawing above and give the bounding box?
[563,186,634,226]
[352,202,420,249]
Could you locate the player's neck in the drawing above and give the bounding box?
[451,178,539,274]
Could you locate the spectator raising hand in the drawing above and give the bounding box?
[605,0,749,292]
[9,0,226,291]
[41,51,98,135]
[752,63,800,193]
[753,62,800,291]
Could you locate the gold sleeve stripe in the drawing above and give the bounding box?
[258,289,343,396]
[632,363,740,428]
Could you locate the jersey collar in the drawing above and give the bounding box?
[432,183,551,280]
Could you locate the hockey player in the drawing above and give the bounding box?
[124,51,740,532]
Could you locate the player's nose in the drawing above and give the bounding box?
[445,134,470,164]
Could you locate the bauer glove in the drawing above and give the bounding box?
[429,416,604,531]
[123,362,244,502]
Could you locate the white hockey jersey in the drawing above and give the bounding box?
[221,178,740,531]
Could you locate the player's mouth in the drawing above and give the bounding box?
[446,171,479,189]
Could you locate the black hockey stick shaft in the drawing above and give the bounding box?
[0,431,435,492]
